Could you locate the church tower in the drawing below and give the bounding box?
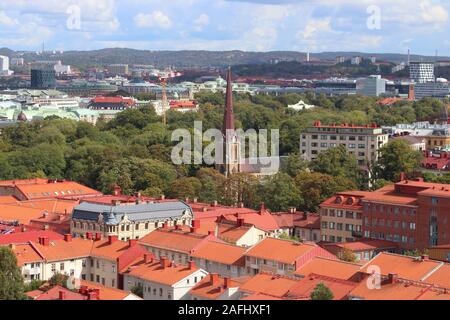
[217,67,241,176]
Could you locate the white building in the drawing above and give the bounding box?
[351,56,362,65]
[0,55,13,76]
[410,62,435,83]
[123,256,208,300]
[300,121,389,166]
[288,100,316,111]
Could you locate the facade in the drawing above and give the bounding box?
[321,179,450,250]
[414,82,450,99]
[0,55,13,76]
[319,192,365,242]
[31,68,56,89]
[71,200,193,240]
[122,256,208,300]
[356,75,386,97]
[322,240,398,262]
[108,64,129,76]
[300,121,389,166]
[243,237,336,276]
[410,62,435,83]
[428,244,450,262]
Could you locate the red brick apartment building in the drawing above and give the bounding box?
[320,179,450,251]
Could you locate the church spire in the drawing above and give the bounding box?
[223,67,235,133]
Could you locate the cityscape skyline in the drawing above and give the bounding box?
[0,1,449,55]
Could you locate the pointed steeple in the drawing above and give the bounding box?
[223,67,235,133]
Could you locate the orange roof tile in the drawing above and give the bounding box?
[33,286,86,300]
[10,243,44,266]
[190,241,246,266]
[239,273,299,297]
[349,278,450,300]
[244,238,318,265]
[125,258,202,286]
[423,264,450,289]
[79,280,139,300]
[91,239,135,261]
[294,257,360,280]
[0,230,63,245]
[139,229,211,254]
[9,199,79,214]
[0,204,48,225]
[361,252,443,281]
[286,273,357,300]
[0,195,18,204]
[31,238,93,262]
[323,239,398,252]
[190,274,244,299]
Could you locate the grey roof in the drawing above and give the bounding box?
[72,200,193,224]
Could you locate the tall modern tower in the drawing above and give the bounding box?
[216,67,241,176]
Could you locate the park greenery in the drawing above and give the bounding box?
[0,91,446,212]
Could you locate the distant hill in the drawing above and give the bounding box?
[1,47,449,68]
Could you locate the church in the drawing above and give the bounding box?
[215,68,281,177]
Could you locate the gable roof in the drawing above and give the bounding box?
[286,273,357,300]
[190,241,246,266]
[244,237,334,265]
[10,243,44,266]
[295,257,360,280]
[124,258,203,286]
[0,230,63,245]
[360,252,443,281]
[189,274,244,299]
[139,229,212,254]
[30,238,93,262]
[239,273,299,297]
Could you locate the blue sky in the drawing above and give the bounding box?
[0,0,449,55]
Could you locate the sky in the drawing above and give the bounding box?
[0,0,449,55]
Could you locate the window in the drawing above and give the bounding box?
[159,288,163,297]
[321,222,328,229]
[51,264,56,272]
[431,197,439,205]
[409,222,416,230]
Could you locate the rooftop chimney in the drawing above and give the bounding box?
[39,237,50,246]
[210,273,219,286]
[59,291,66,300]
[129,239,138,247]
[64,234,72,242]
[193,198,198,203]
[160,194,165,200]
[87,289,100,300]
[162,222,169,229]
[108,235,118,245]
[259,202,266,214]
[86,232,93,240]
[95,232,102,241]
[399,172,406,182]
[144,253,154,264]
[421,254,429,261]
[188,260,196,270]
[237,218,245,227]
[160,256,170,269]
[387,273,398,284]
[113,185,122,196]
[224,277,231,289]
[212,200,218,207]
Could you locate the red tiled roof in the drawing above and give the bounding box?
[33,286,86,300]
[286,273,357,300]
[139,229,213,254]
[239,273,299,297]
[190,274,244,299]
[30,238,93,262]
[190,241,246,266]
[79,280,140,300]
[245,238,335,265]
[360,252,443,281]
[423,264,450,289]
[10,243,44,266]
[0,195,18,204]
[0,230,63,245]
[0,204,51,225]
[294,257,360,280]
[323,239,398,252]
[125,257,202,286]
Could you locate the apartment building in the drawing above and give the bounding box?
[138,228,216,265]
[319,192,365,243]
[321,178,450,250]
[243,237,336,276]
[409,62,435,83]
[71,200,193,240]
[300,121,388,165]
[122,256,208,300]
[190,241,247,278]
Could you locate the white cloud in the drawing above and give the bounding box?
[194,14,209,31]
[300,18,333,39]
[0,11,18,26]
[420,1,448,24]
[134,11,172,29]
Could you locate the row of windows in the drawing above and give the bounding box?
[364,218,416,230]
[321,222,362,232]
[364,231,415,244]
[321,235,354,242]
[307,134,372,141]
[322,209,362,220]
[364,204,417,216]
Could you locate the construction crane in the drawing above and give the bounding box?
[157,69,182,125]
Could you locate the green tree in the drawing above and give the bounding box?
[131,284,144,298]
[375,140,423,181]
[258,173,301,212]
[340,248,357,263]
[0,246,25,300]
[49,273,69,287]
[168,177,202,199]
[310,282,334,300]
